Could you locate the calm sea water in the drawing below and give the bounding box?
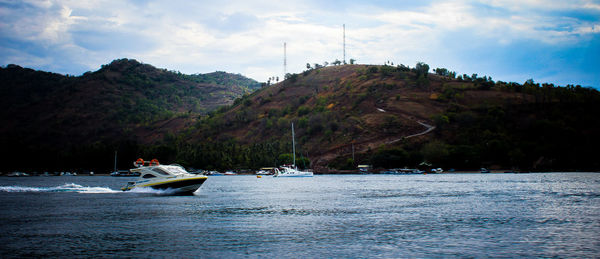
[0,173,599,258]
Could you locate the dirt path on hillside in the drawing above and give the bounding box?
[312,106,436,171]
[386,121,435,144]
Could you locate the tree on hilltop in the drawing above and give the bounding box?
[415,62,430,78]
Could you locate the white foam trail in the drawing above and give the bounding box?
[127,186,179,195]
[0,184,192,195]
[0,186,45,192]
[0,183,119,193]
[76,186,120,193]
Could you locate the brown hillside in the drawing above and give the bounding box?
[192,64,472,170]
[188,63,600,172]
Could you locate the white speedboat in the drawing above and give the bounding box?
[273,165,313,177]
[256,168,274,175]
[121,159,207,195]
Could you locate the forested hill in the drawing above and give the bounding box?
[2,60,599,173]
[172,64,600,173]
[0,58,260,171]
[186,71,262,90]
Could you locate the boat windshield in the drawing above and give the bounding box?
[152,167,172,176]
[163,166,188,175]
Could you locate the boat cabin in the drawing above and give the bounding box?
[133,165,190,179]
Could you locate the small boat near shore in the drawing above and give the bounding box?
[121,158,207,195]
[430,168,443,174]
[256,168,274,175]
[273,165,313,177]
[205,171,224,176]
[110,170,141,177]
[6,172,29,177]
[382,168,425,174]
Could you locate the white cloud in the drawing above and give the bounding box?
[21,0,53,9]
[583,2,600,11]
[0,0,598,86]
[482,0,595,11]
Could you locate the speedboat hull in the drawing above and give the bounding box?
[122,176,208,195]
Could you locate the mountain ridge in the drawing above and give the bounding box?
[0,58,260,171]
[2,60,599,172]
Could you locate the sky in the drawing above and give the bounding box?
[1,0,599,88]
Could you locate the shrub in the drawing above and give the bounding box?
[384,115,402,128]
[367,66,379,74]
[308,124,323,135]
[380,65,395,77]
[297,106,310,116]
[260,97,272,105]
[298,117,308,128]
[329,121,339,132]
[370,147,409,168]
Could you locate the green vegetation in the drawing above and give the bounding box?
[2,60,599,173]
[183,71,261,90]
[432,91,600,171]
[0,59,260,172]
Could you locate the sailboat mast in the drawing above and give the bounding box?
[113,151,117,172]
[292,123,296,166]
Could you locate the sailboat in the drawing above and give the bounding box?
[273,123,314,177]
[110,151,140,177]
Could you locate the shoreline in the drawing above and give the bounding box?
[1,170,598,177]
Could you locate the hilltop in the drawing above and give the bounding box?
[0,59,260,171]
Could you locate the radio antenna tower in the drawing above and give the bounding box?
[343,24,346,64]
[283,42,287,77]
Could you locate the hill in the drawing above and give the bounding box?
[0,59,260,171]
[174,64,600,172]
[2,61,599,173]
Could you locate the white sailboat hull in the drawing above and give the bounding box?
[274,172,313,177]
[273,166,313,177]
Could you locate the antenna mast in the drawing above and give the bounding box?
[284,42,287,77]
[343,24,346,64]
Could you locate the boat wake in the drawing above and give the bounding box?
[0,184,195,196]
[127,186,189,196]
[0,183,119,193]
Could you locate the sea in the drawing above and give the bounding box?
[0,173,598,258]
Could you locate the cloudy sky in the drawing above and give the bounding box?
[1,0,599,87]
